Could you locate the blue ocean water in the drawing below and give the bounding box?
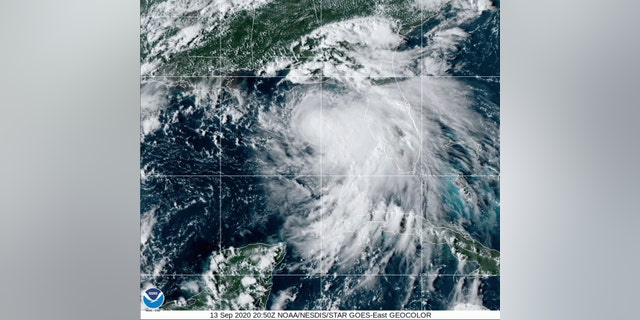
[141,0,500,311]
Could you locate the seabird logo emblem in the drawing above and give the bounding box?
[142,287,164,309]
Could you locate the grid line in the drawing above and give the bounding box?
[141,273,500,277]
[143,174,500,178]
[218,3,223,258]
[319,0,324,304]
[141,75,500,79]
[420,4,425,308]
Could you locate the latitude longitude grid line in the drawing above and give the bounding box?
[141,75,500,79]
[218,7,223,260]
[142,7,502,21]
[140,274,500,277]
[142,6,501,21]
[319,0,324,304]
[143,174,500,178]
[420,5,425,308]
[318,0,326,302]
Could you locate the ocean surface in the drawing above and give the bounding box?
[141,0,500,310]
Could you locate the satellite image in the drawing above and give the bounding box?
[140,0,499,311]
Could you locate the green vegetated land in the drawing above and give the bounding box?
[163,242,286,310]
[142,0,429,75]
[442,228,500,275]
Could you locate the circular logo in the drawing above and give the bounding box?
[142,287,164,309]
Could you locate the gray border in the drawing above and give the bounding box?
[1,0,640,319]
[0,0,139,319]
[502,0,640,319]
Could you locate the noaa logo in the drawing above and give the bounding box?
[142,287,164,309]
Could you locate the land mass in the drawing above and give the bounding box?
[163,242,286,310]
